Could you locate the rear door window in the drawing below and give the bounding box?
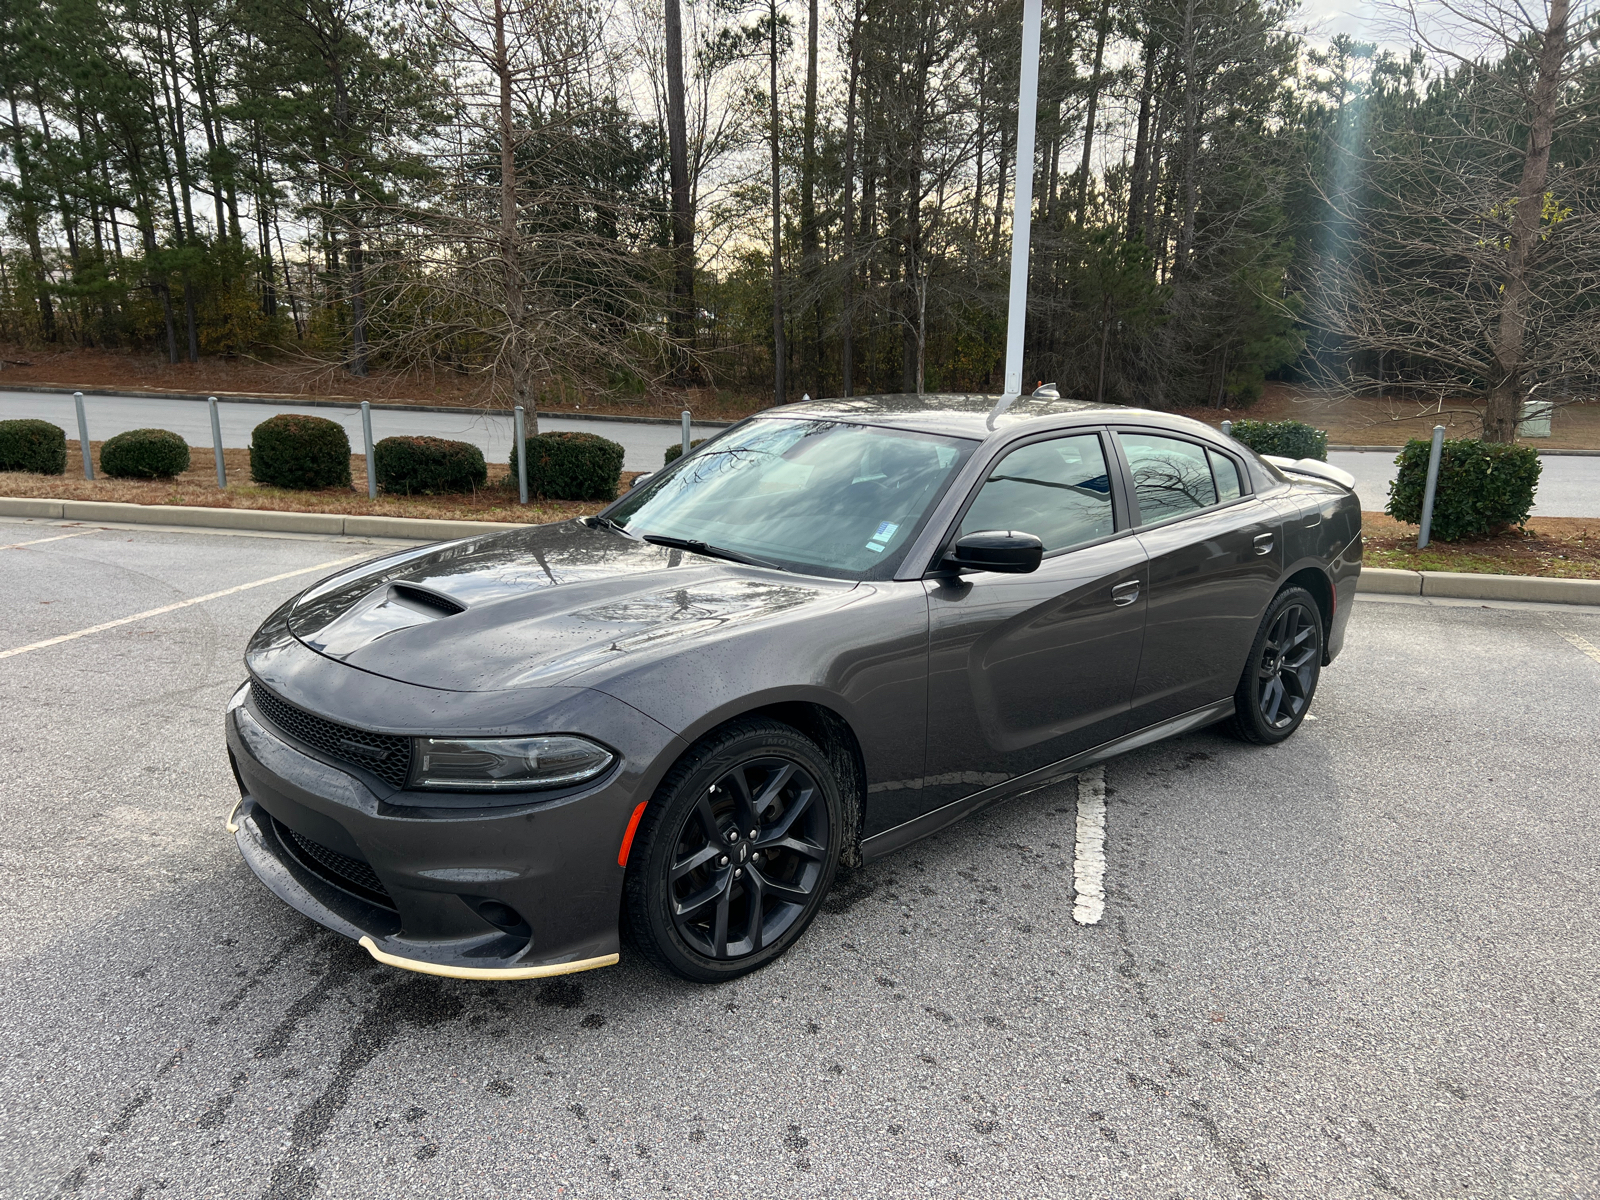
[1118,433,1217,524]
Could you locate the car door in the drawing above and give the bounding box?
[901,430,1149,827]
[1115,429,1284,729]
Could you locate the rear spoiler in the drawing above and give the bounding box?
[1262,455,1356,492]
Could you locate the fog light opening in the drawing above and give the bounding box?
[470,898,531,937]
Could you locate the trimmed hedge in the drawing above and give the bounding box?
[373,435,487,495]
[1229,419,1328,462]
[663,439,707,465]
[100,428,190,479]
[510,431,625,501]
[0,418,67,475]
[249,414,352,489]
[1386,438,1540,541]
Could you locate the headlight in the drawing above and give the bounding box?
[409,735,615,791]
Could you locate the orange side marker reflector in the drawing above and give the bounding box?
[617,801,649,867]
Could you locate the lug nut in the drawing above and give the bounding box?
[719,855,729,866]
[734,868,743,878]
[749,828,759,838]
[727,831,739,843]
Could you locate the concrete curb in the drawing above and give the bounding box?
[0,382,739,428]
[0,496,529,541]
[1356,566,1600,605]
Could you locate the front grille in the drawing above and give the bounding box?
[277,819,396,909]
[250,683,413,789]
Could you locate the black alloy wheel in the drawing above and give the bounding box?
[625,719,844,982]
[1226,585,1324,745]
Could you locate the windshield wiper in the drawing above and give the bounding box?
[640,533,785,571]
[589,515,632,536]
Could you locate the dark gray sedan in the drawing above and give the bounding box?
[225,393,1361,983]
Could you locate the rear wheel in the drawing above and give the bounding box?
[624,719,843,982]
[1225,586,1324,745]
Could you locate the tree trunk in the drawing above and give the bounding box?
[1075,0,1112,227]
[1485,0,1569,443]
[769,0,785,407]
[800,0,820,397]
[1127,40,1158,241]
[840,0,862,397]
[5,89,56,340]
[663,0,696,373]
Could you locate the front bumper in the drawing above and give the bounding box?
[225,682,681,979]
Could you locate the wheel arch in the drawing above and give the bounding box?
[653,698,869,870]
[1281,564,1334,663]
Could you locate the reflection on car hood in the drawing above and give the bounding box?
[286,519,849,691]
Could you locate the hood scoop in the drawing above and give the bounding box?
[299,581,468,660]
[389,583,466,617]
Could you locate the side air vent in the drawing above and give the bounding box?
[389,583,466,617]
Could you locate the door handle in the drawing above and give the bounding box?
[1252,532,1274,555]
[1110,581,1140,606]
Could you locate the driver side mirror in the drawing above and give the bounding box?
[941,530,1043,574]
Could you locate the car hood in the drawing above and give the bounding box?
[286,519,851,691]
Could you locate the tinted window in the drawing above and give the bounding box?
[960,434,1114,553]
[608,418,972,579]
[1120,433,1217,524]
[1208,447,1243,502]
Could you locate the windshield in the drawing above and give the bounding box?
[606,418,976,578]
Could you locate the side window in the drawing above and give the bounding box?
[959,434,1115,553]
[1208,447,1243,502]
[1119,433,1217,524]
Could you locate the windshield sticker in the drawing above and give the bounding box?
[865,541,886,553]
[873,521,899,541]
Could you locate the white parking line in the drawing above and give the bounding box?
[1,529,97,550]
[1073,765,1107,926]
[0,554,369,661]
[1555,627,1600,667]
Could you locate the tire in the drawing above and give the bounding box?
[624,719,844,983]
[1224,586,1324,745]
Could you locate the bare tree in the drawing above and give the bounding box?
[1308,0,1600,440]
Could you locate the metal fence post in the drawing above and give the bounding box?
[514,405,528,504]
[73,391,93,480]
[1417,424,1446,549]
[681,410,692,459]
[208,397,226,488]
[1220,420,1232,438]
[360,401,377,499]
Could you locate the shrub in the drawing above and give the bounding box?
[1386,438,1540,541]
[509,431,625,501]
[663,439,707,465]
[373,435,487,495]
[249,414,352,489]
[1229,419,1328,462]
[0,418,66,475]
[100,428,191,479]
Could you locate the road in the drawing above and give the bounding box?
[0,389,725,474]
[1328,448,1599,519]
[4,389,1598,514]
[2,518,1598,1199]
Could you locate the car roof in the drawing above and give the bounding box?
[761,392,1227,444]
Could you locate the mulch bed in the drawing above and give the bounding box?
[0,442,639,525]
[1360,511,1600,579]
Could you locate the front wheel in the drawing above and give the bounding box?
[1225,586,1324,745]
[624,719,843,982]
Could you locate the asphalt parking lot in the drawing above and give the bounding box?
[2,519,1597,1200]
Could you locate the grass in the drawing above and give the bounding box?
[1360,511,1600,579]
[0,442,635,525]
